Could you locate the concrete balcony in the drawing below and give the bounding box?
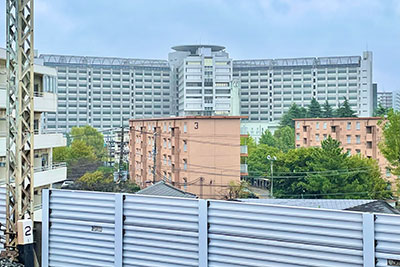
[0,88,57,113]
[240,145,248,156]
[0,133,66,156]
[34,133,66,149]
[34,92,58,112]
[240,163,248,176]
[34,162,67,187]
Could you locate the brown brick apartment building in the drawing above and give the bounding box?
[294,117,398,187]
[129,116,247,198]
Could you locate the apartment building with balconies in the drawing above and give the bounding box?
[169,45,233,116]
[0,48,67,221]
[129,116,247,198]
[294,117,398,188]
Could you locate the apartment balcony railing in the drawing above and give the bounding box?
[240,163,248,175]
[33,162,67,173]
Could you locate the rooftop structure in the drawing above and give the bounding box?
[240,199,400,214]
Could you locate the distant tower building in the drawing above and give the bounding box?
[377,91,400,111]
[168,45,232,116]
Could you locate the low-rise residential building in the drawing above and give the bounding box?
[129,116,247,198]
[0,48,67,221]
[294,117,398,188]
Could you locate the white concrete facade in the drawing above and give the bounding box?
[235,51,373,124]
[378,91,400,111]
[169,45,233,116]
[39,46,374,137]
[0,48,67,220]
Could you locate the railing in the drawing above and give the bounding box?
[240,145,248,154]
[33,162,67,173]
[240,163,248,174]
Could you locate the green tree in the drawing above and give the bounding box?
[225,180,257,199]
[274,126,295,152]
[269,136,391,199]
[280,103,307,128]
[307,98,322,118]
[335,98,356,117]
[247,144,280,177]
[373,104,389,117]
[241,135,257,154]
[259,130,276,147]
[379,109,400,176]
[322,100,334,118]
[71,170,140,193]
[68,140,97,164]
[70,125,107,159]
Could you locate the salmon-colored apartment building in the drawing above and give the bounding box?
[294,117,398,188]
[129,116,248,198]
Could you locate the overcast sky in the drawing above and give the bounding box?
[0,0,399,91]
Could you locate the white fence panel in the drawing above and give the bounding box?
[375,214,400,267]
[40,189,400,267]
[123,194,200,267]
[44,190,117,267]
[207,200,365,267]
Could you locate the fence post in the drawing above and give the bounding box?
[41,189,50,267]
[114,193,124,267]
[362,213,375,267]
[198,199,208,267]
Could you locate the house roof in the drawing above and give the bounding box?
[239,199,400,214]
[136,181,197,198]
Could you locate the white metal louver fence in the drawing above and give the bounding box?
[38,189,400,267]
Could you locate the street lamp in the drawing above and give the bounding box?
[267,155,277,198]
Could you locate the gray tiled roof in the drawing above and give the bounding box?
[136,181,197,198]
[239,199,399,214]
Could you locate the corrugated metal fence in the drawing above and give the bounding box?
[37,189,400,266]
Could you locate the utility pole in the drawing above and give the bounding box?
[6,0,35,264]
[152,130,157,183]
[199,177,204,199]
[118,125,124,181]
[267,155,277,198]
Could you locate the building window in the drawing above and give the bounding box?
[183,159,187,170]
[163,138,167,148]
[346,149,351,156]
[163,155,167,165]
[316,134,320,142]
[356,135,361,144]
[323,134,327,140]
[168,157,171,166]
[168,139,171,149]
[296,133,300,141]
[356,122,360,130]
[386,168,391,178]
[347,135,351,144]
[347,122,351,130]
[316,122,319,130]
[323,122,327,129]
[183,140,187,152]
[296,122,300,129]
[356,149,361,155]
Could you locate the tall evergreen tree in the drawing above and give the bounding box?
[335,98,356,117]
[307,98,322,118]
[322,100,334,118]
[280,103,303,128]
[373,104,389,117]
[259,129,276,147]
